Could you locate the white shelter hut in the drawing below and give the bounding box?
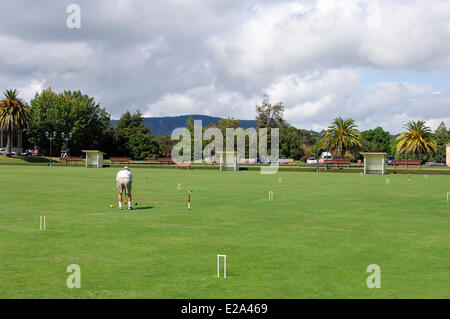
[361,152,387,174]
[446,143,450,167]
[82,150,106,168]
[217,151,239,171]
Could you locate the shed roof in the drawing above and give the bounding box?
[82,150,106,154]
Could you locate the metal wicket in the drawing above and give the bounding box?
[217,254,227,278]
[40,216,46,230]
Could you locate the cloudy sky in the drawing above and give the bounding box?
[1,0,450,133]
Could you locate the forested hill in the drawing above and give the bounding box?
[111,115,257,136]
[111,115,401,137]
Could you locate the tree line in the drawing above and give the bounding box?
[0,89,448,162]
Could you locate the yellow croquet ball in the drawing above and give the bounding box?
[110,204,114,208]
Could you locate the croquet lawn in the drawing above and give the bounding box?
[0,165,449,298]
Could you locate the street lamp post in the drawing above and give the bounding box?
[310,130,319,173]
[61,132,73,166]
[45,131,57,166]
[315,135,319,173]
[312,130,325,173]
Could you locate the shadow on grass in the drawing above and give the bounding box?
[133,206,154,210]
[18,156,49,163]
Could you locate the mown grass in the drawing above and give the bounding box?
[0,165,448,298]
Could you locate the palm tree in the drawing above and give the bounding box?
[323,117,362,159]
[0,89,30,155]
[396,120,437,159]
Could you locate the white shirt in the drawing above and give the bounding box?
[116,169,132,182]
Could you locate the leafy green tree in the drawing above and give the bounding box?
[255,95,284,129]
[185,114,195,136]
[390,139,399,157]
[155,135,177,156]
[218,117,240,131]
[183,115,197,160]
[361,127,391,153]
[0,89,31,154]
[433,122,450,163]
[323,117,362,159]
[255,96,285,156]
[113,111,161,160]
[396,120,437,160]
[279,123,304,160]
[217,117,241,154]
[27,88,113,156]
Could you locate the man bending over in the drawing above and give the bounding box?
[116,166,133,210]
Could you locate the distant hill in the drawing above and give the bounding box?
[111,115,257,136]
[111,115,400,137]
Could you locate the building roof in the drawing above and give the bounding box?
[82,150,106,154]
[360,152,387,155]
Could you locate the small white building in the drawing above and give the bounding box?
[217,151,239,171]
[447,143,450,167]
[82,150,106,168]
[361,152,387,174]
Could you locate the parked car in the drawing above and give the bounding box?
[306,157,317,164]
[31,149,43,156]
[0,148,16,155]
[386,156,395,165]
[321,152,332,160]
[318,152,332,164]
[424,162,446,167]
[21,149,34,156]
[256,156,277,164]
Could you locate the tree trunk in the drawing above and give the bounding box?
[6,128,12,155]
[340,148,345,159]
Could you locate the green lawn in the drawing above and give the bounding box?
[0,165,448,298]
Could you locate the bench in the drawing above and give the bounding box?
[109,157,132,163]
[278,158,294,164]
[157,157,174,165]
[321,159,351,168]
[239,158,257,164]
[147,157,158,163]
[392,160,421,169]
[176,162,191,170]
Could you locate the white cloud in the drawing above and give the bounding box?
[19,80,46,102]
[0,35,97,71]
[257,68,449,133]
[266,69,361,121]
[0,0,449,133]
[208,0,450,82]
[146,84,257,119]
